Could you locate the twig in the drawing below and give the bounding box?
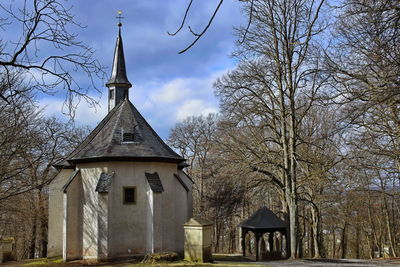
[167,0,194,36]
[178,0,224,54]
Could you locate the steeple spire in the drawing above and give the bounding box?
[107,14,132,112]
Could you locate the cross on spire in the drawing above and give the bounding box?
[116,10,124,27]
[106,14,131,112]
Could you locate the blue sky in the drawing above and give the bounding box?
[36,0,245,139]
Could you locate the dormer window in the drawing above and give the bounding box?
[123,132,135,142]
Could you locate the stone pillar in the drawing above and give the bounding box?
[184,218,212,262]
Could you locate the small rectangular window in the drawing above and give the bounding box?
[110,89,115,99]
[123,132,135,142]
[123,187,136,204]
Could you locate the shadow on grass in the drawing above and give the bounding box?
[212,254,252,262]
[305,258,371,264]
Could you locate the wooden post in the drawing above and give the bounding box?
[285,233,290,259]
[255,233,260,261]
[285,227,292,258]
[269,232,274,253]
[241,230,246,257]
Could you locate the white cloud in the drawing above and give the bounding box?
[150,79,189,104]
[39,68,230,138]
[39,95,107,126]
[176,99,218,121]
[136,69,228,123]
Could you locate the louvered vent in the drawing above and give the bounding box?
[123,132,135,142]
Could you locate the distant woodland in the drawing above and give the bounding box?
[1,0,399,260]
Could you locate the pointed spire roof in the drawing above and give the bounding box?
[106,26,132,88]
[66,98,183,163]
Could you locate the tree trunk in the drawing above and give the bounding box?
[341,224,347,259]
[28,217,37,259]
[286,197,298,258]
[310,205,321,257]
[332,230,336,258]
[382,191,397,257]
[365,231,373,259]
[355,226,360,259]
[367,191,379,258]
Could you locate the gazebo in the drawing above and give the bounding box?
[239,207,288,261]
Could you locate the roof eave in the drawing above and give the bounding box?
[105,80,132,87]
[68,156,184,164]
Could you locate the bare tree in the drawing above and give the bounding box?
[214,0,328,258]
[169,0,256,54]
[0,88,90,258]
[168,113,219,215]
[0,0,105,116]
[325,0,400,257]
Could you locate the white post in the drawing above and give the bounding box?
[146,186,154,253]
[62,193,67,261]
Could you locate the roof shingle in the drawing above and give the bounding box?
[62,170,80,192]
[145,172,164,193]
[66,99,183,164]
[95,172,115,193]
[239,207,287,230]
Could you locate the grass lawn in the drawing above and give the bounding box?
[5,254,267,267]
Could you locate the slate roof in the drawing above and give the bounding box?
[174,173,189,192]
[239,207,287,230]
[62,169,80,192]
[95,172,115,193]
[66,98,184,163]
[53,159,73,170]
[178,162,190,169]
[145,172,164,193]
[106,27,131,88]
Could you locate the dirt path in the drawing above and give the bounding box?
[2,256,400,267]
[214,254,400,266]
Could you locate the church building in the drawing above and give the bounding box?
[47,23,193,261]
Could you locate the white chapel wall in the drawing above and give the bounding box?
[106,161,184,257]
[64,172,83,260]
[60,161,192,260]
[173,175,190,254]
[47,168,73,257]
[78,163,108,259]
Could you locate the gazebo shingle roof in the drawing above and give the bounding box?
[239,207,287,230]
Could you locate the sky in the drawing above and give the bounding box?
[35,0,246,139]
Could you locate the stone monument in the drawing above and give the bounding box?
[184,218,212,262]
